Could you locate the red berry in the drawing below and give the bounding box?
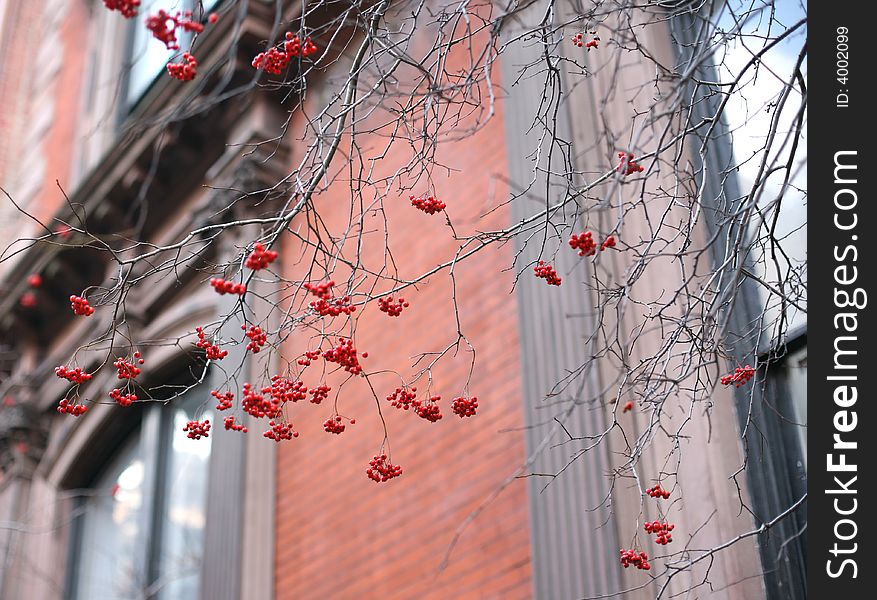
[70,295,95,316]
[451,395,478,417]
[323,415,347,434]
[57,397,88,416]
[366,454,402,482]
[720,365,755,387]
[245,242,279,270]
[252,33,318,74]
[195,327,228,360]
[378,295,409,317]
[113,355,142,379]
[386,386,418,410]
[646,483,671,500]
[617,152,645,176]
[534,261,562,286]
[224,415,247,433]
[183,419,211,439]
[410,194,446,215]
[109,388,137,407]
[644,520,675,545]
[55,365,92,384]
[619,549,650,570]
[323,338,366,375]
[242,324,267,353]
[102,0,140,18]
[19,292,37,308]
[167,52,198,81]
[264,419,298,442]
[212,390,234,411]
[569,231,596,256]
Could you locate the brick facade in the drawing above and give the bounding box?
[0,2,783,599]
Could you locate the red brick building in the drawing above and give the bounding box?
[0,1,805,599]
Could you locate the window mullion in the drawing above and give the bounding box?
[139,403,168,598]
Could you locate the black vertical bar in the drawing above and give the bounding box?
[808,7,870,598]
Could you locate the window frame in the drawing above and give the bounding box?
[120,0,226,116]
[65,387,214,600]
[667,5,808,599]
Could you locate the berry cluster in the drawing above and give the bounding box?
[109,389,137,407]
[58,398,88,416]
[183,419,211,440]
[310,296,356,317]
[297,349,322,366]
[167,52,198,81]
[210,277,246,295]
[263,375,308,406]
[19,293,37,308]
[415,395,442,422]
[309,384,330,405]
[242,383,277,419]
[721,365,755,387]
[569,231,597,256]
[646,484,671,499]
[387,386,418,410]
[70,295,95,316]
[113,352,144,379]
[569,231,618,257]
[303,280,355,317]
[245,242,279,270]
[212,390,234,411]
[55,365,93,384]
[103,0,140,18]
[303,280,336,299]
[243,324,267,353]
[378,295,409,317]
[145,9,205,51]
[619,549,651,570]
[195,327,228,360]
[622,401,634,413]
[323,415,347,434]
[283,34,318,58]
[644,520,674,545]
[224,415,247,432]
[366,454,402,483]
[251,32,318,74]
[617,152,645,176]
[451,396,478,417]
[410,194,446,215]
[264,419,298,442]
[27,274,42,288]
[323,338,366,375]
[571,32,599,49]
[534,261,562,286]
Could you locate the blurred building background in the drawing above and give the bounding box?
[0,1,805,599]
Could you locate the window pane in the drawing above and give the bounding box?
[126,0,188,106]
[156,399,213,599]
[714,2,808,338]
[75,436,146,600]
[783,346,807,469]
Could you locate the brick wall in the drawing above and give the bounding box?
[274,37,534,599]
[0,0,89,278]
